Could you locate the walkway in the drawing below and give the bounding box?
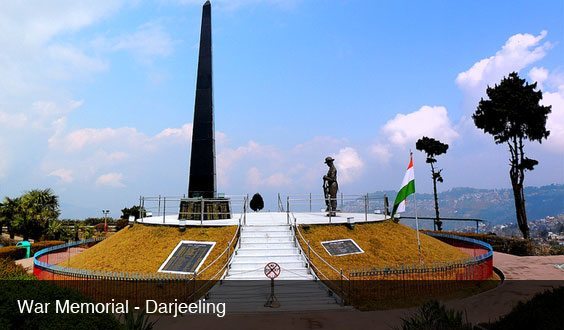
[159,250,564,329]
[136,211,387,226]
[205,222,348,312]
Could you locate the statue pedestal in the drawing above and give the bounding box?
[178,198,231,220]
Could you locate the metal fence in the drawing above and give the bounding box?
[284,193,389,222]
[290,211,494,306]
[32,225,241,304]
[137,194,248,225]
[399,216,485,233]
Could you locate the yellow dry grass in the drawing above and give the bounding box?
[298,220,471,277]
[61,224,237,278]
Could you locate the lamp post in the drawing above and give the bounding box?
[102,210,110,233]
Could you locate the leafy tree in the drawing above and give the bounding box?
[416,137,448,231]
[249,193,264,212]
[473,72,551,239]
[121,205,144,220]
[19,189,60,240]
[0,197,20,239]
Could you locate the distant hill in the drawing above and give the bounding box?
[363,184,564,225]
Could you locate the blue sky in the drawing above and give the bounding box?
[0,0,563,218]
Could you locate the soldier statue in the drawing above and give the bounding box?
[323,156,338,216]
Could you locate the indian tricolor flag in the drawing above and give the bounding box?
[392,153,415,218]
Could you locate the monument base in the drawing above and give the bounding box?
[178,198,231,220]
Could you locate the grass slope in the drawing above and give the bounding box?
[299,220,471,275]
[61,224,237,277]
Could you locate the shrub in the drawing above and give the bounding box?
[31,241,65,255]
[249,193,264,212]
[94,223,105,233]
[0,241,64,260]
[0,258,34,280]
[398,300,472,329]
[485,286,564,330]
[115,218,129,231]
[431,231,535,256]
[0,277,121,328]
[0,246,25,260]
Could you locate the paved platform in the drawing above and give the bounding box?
[156,251,564,329]
[135,211,387,226]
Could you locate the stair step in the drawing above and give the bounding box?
[231,255,305,263]
[238,242,296,249]
[230,261,305,271]
[227,267,310,277]
[236,248,299,256]
[241,226,291,232]
[240,236,294,243]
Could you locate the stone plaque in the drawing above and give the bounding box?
[158,241,215,274]
[321,239,364,256]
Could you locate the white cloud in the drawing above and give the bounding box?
[542,86,564,154]
[456,31,551,99]
[95,172,126,188]
[370,143,392,164]
[51,127,146,152]
[155,123,193,141]
[0,112,28,128]
[49,168,74,183]
[217,140,281,186]
[47,45,108,77]
[382,106,459,146]
[529,66,549,89]
[246,167,291,188]
[332,147,364,184]
[92,22,174,64]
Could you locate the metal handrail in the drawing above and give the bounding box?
[34,216,243,283]
[289,212,350,305]
[348,232,494,277]
[292,216,349,281]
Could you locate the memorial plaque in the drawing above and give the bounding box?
[158,241,215,274]
[321,239,364,256]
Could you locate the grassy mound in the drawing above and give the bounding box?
[299,220,472,275]
[61,224,237,277]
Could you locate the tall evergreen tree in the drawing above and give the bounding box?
[416,137,449,231]
[473,72,551,239]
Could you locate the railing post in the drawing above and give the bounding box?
[340,192,343,211]
[200,196,204,225]
[158,195,161,217]
[384,194,389,220]
[364,194,368,222]
[141,196,145,223]
[138,196,142,224]
[286,196,290,225]
[309,193,312,213]
[243,197,246,226]
[476,220,479,233]
[340,269,344,306]
[227,242,231,265]
[163,197,166,224]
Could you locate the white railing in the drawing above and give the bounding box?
[137,194,248,225]
[285,193,389,223]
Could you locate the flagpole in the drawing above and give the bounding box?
[410,150,423,265]
[413,192,423,265]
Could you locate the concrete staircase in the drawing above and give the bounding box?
[226,224,312,280]
[206,224,348,312]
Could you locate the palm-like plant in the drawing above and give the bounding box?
[18,189,60,240]
[0,197,21,239]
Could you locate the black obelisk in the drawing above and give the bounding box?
[188,0,216,198]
